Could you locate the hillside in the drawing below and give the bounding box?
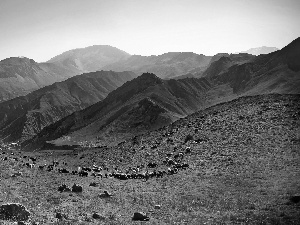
[1,94,299,224]
[22,73,212,150]
[102,52,212,79]
[0,70,136,143]
[0,57,81,102]
[201,53,255,78]
[47,45,131,73]
[203,37,300,100]
[19,38,300,150]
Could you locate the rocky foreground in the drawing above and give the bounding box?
[0,94,299,224]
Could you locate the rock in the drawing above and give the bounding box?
[154,204,161,209]
[71,184,83,193]
[0,203,30,221]
[99,190,112,198]
[89,182,98,187]
[11,172,22,177]
[55,212,67,220]
[58,184,71,192]
[103,190,112,196]
[132,212,150,221]
[289,195,300,204]
[92,213,105,220]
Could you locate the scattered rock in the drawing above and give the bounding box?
[132,212,149,221]
[71,184,83,193]
[0,203,30,222]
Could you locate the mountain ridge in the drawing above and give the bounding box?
[21,73,212,150]
[101,52,212,79]
[0,70,136,143]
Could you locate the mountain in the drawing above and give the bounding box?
[201,53,255,78]
[237,46,279,55]
[171,53,255,79]
[0,57,81,102]
[102,52,212,79]
[0,70,136,143]
[204,37,300,97]
[21,73,212,150]
[47,45,131,73]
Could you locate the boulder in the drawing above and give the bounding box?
[92,213,105,220]
[89,182,98,187]
[11,172,22,177]
[0,203,30,221]
[132,212,149,221]
[99,190,112,198]
[55,212,67,220]
[289,195,300,204]
[154,205,161,209]
[58,184,71,192]
[71,184,83,193]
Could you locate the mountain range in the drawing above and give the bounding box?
[101,52,212,79]
[0,37,299,150]
[0,46,131,102]
[0,57,79,102]
[21,73,211,150]
[0,70,136,143]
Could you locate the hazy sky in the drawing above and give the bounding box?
[0,0,299,62]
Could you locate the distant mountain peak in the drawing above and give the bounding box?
[137,72,162,82]
[237,46,279,55]
[46,45,131,72]
[0,57,36,65]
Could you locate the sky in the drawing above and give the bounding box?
[0,0,299,62]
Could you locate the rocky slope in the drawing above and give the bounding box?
[201,53,255,78]
[102,52,212,79]
[22,73,212,150]
[47,45,131,73]
[1,94,299,224]
[204,37,300,96]
[0,57,81,102]
[0,70,136,143]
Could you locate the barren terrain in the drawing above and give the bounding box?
[1,94,299,224]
